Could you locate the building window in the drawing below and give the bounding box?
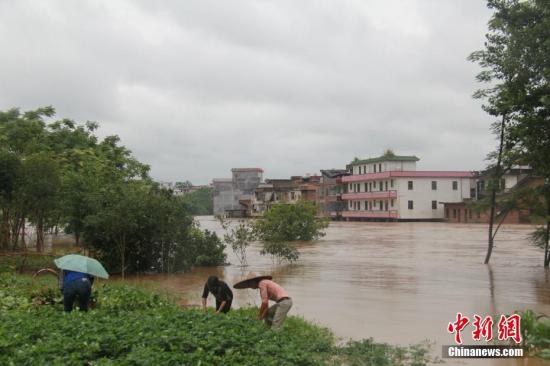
[432,200,437,210]
[431,181,437,190]
[453,209,457,218]
[364,201,368,210]
[385,200,388,211]
[452,181,458,190]
[446,208,449,218]
[364,183,367,192]
[390,179,394,188]
[408,181,413,190]
[373,181,377,190]
[378,163,382,172]
[391,199,394,207]
[349,201,352,208]
[369,201,372,210]
[408,200,414,210]
[385,181,388,191]
[374,164,377,173]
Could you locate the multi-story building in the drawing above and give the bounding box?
[251,175,321,216]
[444,167,542,223]
[213,168,263,217]
[341,153,473,221]
[318,169,349,218]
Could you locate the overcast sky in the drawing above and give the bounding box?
[0,0,496,184]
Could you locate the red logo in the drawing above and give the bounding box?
[448,313,521,344]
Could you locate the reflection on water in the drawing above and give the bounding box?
[121,217,550,366]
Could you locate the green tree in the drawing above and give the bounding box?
[254,200,328,263]
[18,153,61,252]
[181,186,213,215]
[219,218,255,266]
[470,0,550,266]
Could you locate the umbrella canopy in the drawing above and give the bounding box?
[54,254,109,279]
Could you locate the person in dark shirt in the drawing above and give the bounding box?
[60,270,94,312]
[201,276,233,313]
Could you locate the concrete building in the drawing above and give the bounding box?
[341,153,473,221]
[213,168,263,217]
[318,169,349,218]
[444,168,543,224]
[251,175,321,216]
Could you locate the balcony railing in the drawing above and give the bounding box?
[341,190,397,200]
[342,210,399,219]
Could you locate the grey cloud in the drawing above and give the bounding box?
[0,0,495,183]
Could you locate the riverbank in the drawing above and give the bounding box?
[0,273,434,365]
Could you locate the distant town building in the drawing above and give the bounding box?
[341,153,473,221]
[443,166,543,223]
[251,175,321,216]
[318,169,349,218]
[213,168,263,217]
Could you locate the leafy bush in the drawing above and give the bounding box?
[187,228,226,266]
[255,201,329,242]
[0,254,55,274]
[519,310,550,359]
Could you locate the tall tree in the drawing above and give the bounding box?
[470,0,550,266]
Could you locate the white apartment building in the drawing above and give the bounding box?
[341,154,473,221]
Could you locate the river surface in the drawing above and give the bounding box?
[122,216,550,366]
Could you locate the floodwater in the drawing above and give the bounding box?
[123,216,550,366]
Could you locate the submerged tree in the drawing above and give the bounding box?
[470,0,550,266]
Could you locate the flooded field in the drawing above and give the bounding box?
[123,216,550,366]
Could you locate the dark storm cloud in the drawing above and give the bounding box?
[0,0,495,183]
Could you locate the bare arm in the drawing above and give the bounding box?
[257,301,269,320]
[202,297,207,312]
[216,301,227,313]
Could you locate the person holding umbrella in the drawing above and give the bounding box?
[54,254,109,312]
[233,273,292,329]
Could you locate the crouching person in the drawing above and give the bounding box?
[234,273,292,329]
[61,270,94,312]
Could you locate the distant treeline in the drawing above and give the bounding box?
[181,187,213,216]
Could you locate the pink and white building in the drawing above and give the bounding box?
[341,154,473,221]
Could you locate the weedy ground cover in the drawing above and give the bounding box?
[0,273,434,365]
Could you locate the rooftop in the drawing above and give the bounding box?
[350,154,419,166]
[231,168,264,173]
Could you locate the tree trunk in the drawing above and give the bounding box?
[485,115,506,264]
[120,233,126,279]
[545,194,550,268]
[36,215,44,252]
[1,209,11,250]
[21,218,26,250]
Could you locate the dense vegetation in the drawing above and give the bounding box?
[0,273,435,366]
[470,0,550,265]
[182,186,214,216]
[0,107,225,275]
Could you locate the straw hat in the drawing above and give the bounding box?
[233,272,272,289]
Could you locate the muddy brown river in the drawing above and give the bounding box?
[122,217,550,365]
